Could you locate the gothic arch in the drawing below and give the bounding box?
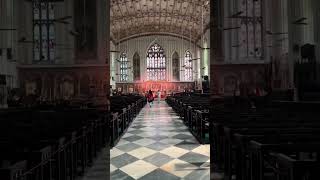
[183,50,193,81]
[133,52,140,81]
[224,75,238,95]
[56,74,76,100]
[80,74,90,96]
[146,43,166,81]
[172,51,180,81]
[120,52,128,82]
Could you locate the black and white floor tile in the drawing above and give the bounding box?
[110,101,212,180]
[78,146,110,180]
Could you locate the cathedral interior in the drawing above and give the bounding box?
[1,0,320,179]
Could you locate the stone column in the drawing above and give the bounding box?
[315,0,320,63]
[288,0,304,90]
[210,0,223,93]
[105,1,110,178]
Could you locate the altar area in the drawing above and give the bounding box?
[116,81,195,96]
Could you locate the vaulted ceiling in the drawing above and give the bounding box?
[111,0,210,43]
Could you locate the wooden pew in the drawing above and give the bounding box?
[209,99,320,180]
[249,138,320,180]
[109,95,146,147]
[225,129,320,180]
[0,160,27,180]
[268,152,320,180]
[166,93,211,144]
[0,105,110,180]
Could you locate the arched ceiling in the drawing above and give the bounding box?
[111,0,210,43]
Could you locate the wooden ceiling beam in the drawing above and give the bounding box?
[110,0,210,43]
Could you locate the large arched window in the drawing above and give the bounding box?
[33,1,55,61]
[172,52,180,81]
[133,52,140,81]
[146,43,166,81]
[120,53,128,82]
[183,51,193,81]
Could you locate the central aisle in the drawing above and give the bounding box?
[110,101,210,180]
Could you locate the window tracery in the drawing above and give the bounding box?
[33,1,55,61]
[238,0,263,58]
[183,51,193,81]
[146,43,166,81]
[120,53,128,82]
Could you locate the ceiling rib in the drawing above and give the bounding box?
[111,0,210,43]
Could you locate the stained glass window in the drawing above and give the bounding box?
[238,0,263,58]
[146,43,166,81]
[33,1,55,61]
[184,51,193,81]
[120,53,128,82]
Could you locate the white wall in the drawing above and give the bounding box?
[199,29,210,78]
[114,35,201,82]
[110,41,116,89]
[287,0,320,89]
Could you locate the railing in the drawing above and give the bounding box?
[12,112,110,180]
[16,139,73,180]
[110,97,146,147]
[166,95,210,144]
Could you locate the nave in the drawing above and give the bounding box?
[1,0,320,179]
[109,102,212,180]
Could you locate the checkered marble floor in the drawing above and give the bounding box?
[78,146,110,180]
[110,101,212,180]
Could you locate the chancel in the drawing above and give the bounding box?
[0,0,320,180]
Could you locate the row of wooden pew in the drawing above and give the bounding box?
[166,93,210,144]
[0,94,146,180]
[210,99,320,180]
[110,95,146,146]
[0,103,109,180]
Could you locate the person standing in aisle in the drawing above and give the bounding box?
[147,90,154,107]
[157,90,161,103]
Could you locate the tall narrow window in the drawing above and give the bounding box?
[184,51,193,81]
[33,1,55,61]
[146,43,166,81]
[133,52,140,81]
[238,0,263,58]
[120,53,128,82]
[172,52,180,81]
